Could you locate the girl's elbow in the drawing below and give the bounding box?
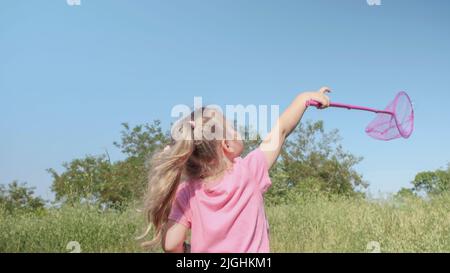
[162,239,184,253]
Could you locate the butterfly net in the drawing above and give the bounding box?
[365,92,414,141]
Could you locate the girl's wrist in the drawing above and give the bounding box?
[296,93,311,105]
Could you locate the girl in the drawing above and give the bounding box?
[140,87,331,253]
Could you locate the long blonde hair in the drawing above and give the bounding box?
[139,107,231,249]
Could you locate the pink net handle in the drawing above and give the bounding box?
[306,100,394,115]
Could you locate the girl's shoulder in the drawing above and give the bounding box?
[236,148,272,193]
[240,148,267,169]
[233,148,265,166]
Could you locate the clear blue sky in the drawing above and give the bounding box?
[1,0,449,199]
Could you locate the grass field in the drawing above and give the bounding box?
[2,195,450,253]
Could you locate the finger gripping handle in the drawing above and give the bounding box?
[306,100,322,108]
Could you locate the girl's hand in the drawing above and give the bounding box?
[303,87,332,109]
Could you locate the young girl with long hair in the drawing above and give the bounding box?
[139,87,331,253]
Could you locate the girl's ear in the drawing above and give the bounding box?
[221,140,232,154]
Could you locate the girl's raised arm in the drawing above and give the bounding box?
[259,87,331,169]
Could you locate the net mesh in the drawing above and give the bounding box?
[365,92,414,141]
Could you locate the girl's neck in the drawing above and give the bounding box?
[201,156,234,184]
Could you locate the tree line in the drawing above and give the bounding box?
[1,120,449,212]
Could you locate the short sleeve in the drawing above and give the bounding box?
[168,183,192,228]
[242,148,272,193]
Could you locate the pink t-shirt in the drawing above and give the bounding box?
[168,148,272,253]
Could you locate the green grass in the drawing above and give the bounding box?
[268,195,450,252]
[2,196,450,253]
[0,205,145,253]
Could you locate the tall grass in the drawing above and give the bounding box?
[0,205,145,253]
[268,195,450,252]
[1,195,450,253]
